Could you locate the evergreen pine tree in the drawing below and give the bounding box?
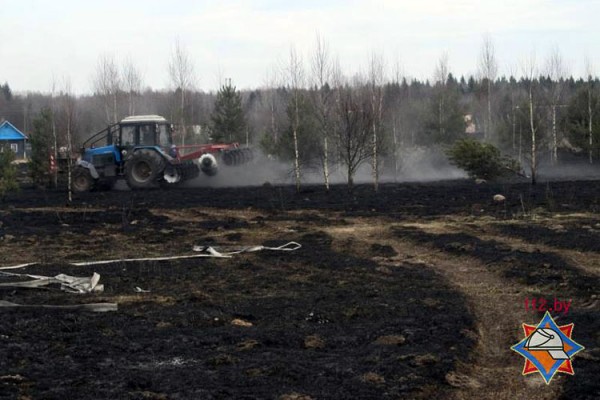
[29,109,54,185]
[277,93,320,167]
[211,80,246,143]
[1,82,12,102]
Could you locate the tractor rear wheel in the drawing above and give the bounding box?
[72,166,94,192]
[125,149,166,189]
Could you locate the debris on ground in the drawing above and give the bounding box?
[192,241,301,257]
[0,271,103,293]
[360,372,385,385]
[237,339,259,351]
[0,300,117,312]
[0,242,302,270]
[374,334,406,346]
[231,318,253,327]
[304,334,326,349]
[493,194,506,202]
[304,311,330,324]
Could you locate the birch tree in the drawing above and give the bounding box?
[429,53,463,143]
[263,67,281,144]
[390,60,404,182]
[368,52,385,192]
[545,48,567,164]
[434,52,449,139]
[310,34,333,190]
[585,57,596,164]
[507,65,519,154]
[122,58,143,116]
[521,52,539,184]
[478,35,498,141]
[286,46,304,192]
[50,78,59,188]
[92,54,121,124]
[168,39,196,146]
[60,77,76,201]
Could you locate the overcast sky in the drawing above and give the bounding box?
[1,0,599,94]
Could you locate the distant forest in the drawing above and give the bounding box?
[1,37,599,186]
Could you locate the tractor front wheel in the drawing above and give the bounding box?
[125,150,166,189]
[72,166,94,192]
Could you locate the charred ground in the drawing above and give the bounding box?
[0,179,598,399]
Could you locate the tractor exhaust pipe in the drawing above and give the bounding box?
[198,153,218,176]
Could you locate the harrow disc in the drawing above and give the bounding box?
[223,148,253,166]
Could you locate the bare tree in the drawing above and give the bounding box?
[168,39,196,146]
[92,54,121,124]
[122,58,143,116]
[60,77,76,202]
[334,84,373,189]
[478,34,498,141]
[286,46,304,192]
[434,52,449,138]
[545,48,567,164]
[390,60,404,181]
[368,52,385,192]
[310,33,333,190]
[506,64,520,156]
[50,77,59,188]
[521,51,539,184]
[262,66,282,144]
[255,66,288,158]
[585,57,596,164]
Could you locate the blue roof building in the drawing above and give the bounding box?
[0,120,28,159]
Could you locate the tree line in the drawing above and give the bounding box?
[1,36,599,188]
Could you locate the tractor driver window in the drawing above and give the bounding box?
[140,125,154,145]
[121,126,135,146]
[157,125,170,146]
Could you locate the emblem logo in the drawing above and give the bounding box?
[511,311,584,384]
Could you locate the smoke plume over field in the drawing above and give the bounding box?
[186,146,466,188]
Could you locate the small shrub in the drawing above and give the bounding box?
[0,147,19,199]
[446,138,519,180]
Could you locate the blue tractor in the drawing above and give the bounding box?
[72,115,206,192]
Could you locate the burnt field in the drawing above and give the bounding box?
[0,179,599,399]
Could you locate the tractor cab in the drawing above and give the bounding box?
[116,115,173,151]
[81,115,174,162]
[80,115,175,172]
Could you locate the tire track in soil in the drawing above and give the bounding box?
[326,219,562,400]
[407,218,600,280]
[390,222,600,400]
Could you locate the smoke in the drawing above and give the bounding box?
[184,151,292,188]
[536,160,600,182]
[110,145,598,192]
[386,146,466,182]
[515,148,600,182]
[185,146,467,188]
[112,146,597,191]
